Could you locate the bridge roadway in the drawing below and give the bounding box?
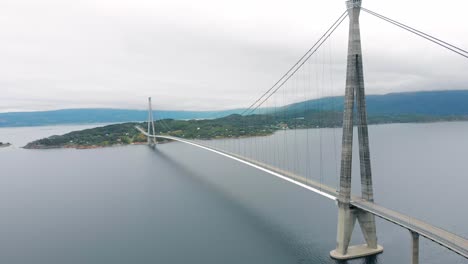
[136,127,468,259]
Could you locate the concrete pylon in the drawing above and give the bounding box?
[147,97,157,147]
[330,0,383,259]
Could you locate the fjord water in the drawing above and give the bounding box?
[0,122,467,263]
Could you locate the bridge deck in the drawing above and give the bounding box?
[136,127,468,258]
[352,199,468,258]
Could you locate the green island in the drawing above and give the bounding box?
[23,110,468,149]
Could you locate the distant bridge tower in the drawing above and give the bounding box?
[330,0,383,259]
[147,97,157,147]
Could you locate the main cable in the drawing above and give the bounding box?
[241,10,349,116]
[361,7,468,59]
[244,12,348,116]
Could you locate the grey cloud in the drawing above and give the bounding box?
[1,0,467,112]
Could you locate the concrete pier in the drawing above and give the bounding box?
[331,244,384,260]
[411,231,420,264]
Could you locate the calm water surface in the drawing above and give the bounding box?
[0,122,467,264]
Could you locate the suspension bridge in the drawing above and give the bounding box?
[138,1,468,263]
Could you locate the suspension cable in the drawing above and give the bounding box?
[361,7,468,59]
[241,10,349,116]
[154,111,171,133]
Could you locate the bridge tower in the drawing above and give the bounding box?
[147,97,157,147]
[330,0,383,259]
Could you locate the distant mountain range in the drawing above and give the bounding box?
[0,108,244,127]
[282,90,468,116]
[1,90,468,127]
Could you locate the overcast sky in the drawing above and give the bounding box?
[1,0,467,112]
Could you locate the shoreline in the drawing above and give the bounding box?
[21,119,468,150]
[23,142,149,150]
